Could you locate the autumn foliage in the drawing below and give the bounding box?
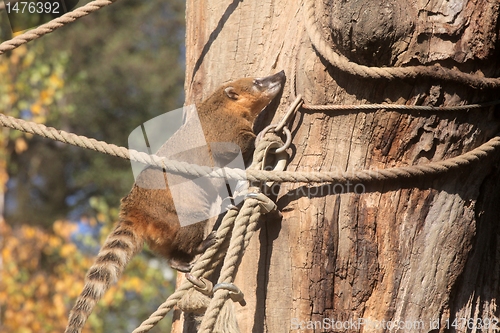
[0,218,174,333]
[0,2,185,331]
[1,220,87,332]
[0,31,175,333]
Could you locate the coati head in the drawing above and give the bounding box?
[219,70,286,120]
[194,71,285,165]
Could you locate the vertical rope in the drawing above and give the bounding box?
[197,198,261,333]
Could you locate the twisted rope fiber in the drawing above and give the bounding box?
[1,112,500,183]
[304,0,500,89]
[252,134,282,167]
[0,0,119,55]
[302,100,500,111]
[0,112,244,179]
[198,198,261,333]
[131,208,240,333]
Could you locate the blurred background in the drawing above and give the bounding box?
[0,0,186,331]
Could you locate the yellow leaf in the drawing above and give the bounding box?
[0,61,8,74]
[102,285,118,305]
[32,115,46,124]
[60,243,77,257]
[54,220,77,239]
[24,299,35,311]
[4,309,14,320]
[31,321,41,332]
[36,280,49,298]
[15,137,28,154]
[125,276,143,292]
[22,225,36,239]
[53,294,66,317]
[40,89,53,105]
[9,91,18,105]
[0,168,9,188]
[30,102,42,115]
[49,73,64,89]
[69,280,85,298]
[22,50,35,68]
[48,235,62,249]
[2,247,11,260]
[21,284,33,297]
[55,279,66,293]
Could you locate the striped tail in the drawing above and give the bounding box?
[65,220,143,333]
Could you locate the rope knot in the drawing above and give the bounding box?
[177,288,211,315]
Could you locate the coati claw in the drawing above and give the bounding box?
[185,273,213,295]
[197,231,217,253]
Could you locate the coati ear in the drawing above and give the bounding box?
[224,87,239,100]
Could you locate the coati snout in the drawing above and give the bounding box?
[252,70,286,97]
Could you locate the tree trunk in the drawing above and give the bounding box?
[178,0,500,332]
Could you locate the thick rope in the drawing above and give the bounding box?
[302,100,500,111]
[195,135,277,332]
[303,0,500,89]
[0,112,229,177]
[198,198,261,333]
[1,112,499,183]
[0,0,118,55]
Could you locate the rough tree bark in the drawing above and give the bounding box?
[176,0,500,332]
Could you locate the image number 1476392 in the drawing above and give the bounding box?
[4,0,79,32]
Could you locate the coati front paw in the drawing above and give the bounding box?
[168,258,194,273]
[168,232,216,272]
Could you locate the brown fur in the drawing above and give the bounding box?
[64,71,285,333]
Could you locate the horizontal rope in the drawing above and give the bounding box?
[304,0,500,89]
[0,0,118,55]
[1,112,499,183]
[302,100,500,112]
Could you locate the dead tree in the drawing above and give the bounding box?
[177,0,500,331]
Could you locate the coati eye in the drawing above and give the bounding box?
[253,79,264,88]
[224,87,239,100]
[252,79,265,94]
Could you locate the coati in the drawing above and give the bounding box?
[64,71,285,333]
